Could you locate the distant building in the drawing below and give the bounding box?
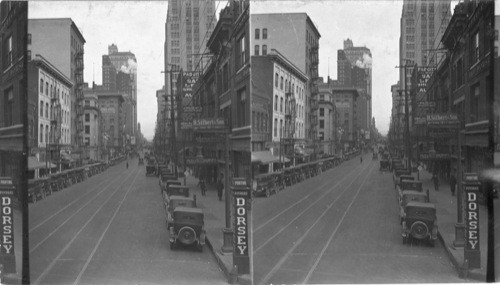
[28,18,86,154]
[97,91,125,157]
[82,86,101,161]
[28,55,73,172]
[331,87,359,151]
[316,81,339,155]
[251,49,308,159]
[251,13,321,146]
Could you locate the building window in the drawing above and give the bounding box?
[263,28,267,39]
[275,95,278,111]
[46,82,49,94]
[262,45,267,55]
[237,88,246,127]
[255,28,260,39]
[320,108,324,116]
[279,119,283,137]
[319,132,324,141]
[471,31,479,63]
[280,76,283,90]
[275,73,279,87]
[470,84,480,122]
[255,45,259,56]
[28,33,32,45]
[85,125,90,134]
[40,79,44,93]
[85,113,90,122]
[4,88,13,126]
[40,124,44,143]
[237,35,246,68]
[5,35,12,67]
[40,101,44,117]
[280,97,283,112]
[45,103,49,118]
[319,120,324,128]
[45,125,49,144]
[274,118,277,136]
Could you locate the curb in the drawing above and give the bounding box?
[205,236,231,282]
[436,230,486,281]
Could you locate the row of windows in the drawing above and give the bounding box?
[254,45,267,56]
[39,79,70,106]
[38,124,69,145]
[274,72,305,101]
[254,28,268,40]
[272,118,304,139]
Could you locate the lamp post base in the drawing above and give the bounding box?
[221,228,233,253]
[453,223,466,248]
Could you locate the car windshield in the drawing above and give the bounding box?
[173,212,203,224]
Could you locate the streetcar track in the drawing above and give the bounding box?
[303,164,375,284]
[29,168,136,253]
[73,170,140,285]
[29,166,129,233]
[32,168,141,285]
[254,159,365,233]
[258,162,375,285]
[253,162,371,253]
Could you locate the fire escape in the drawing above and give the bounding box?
[75,50,85,153]
[284,86,296,160]
[50,94,62,169]
[309,44,319,157]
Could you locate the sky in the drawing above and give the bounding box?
[28,0,466,140]
[252,0,459,136]
[28,1,228,141]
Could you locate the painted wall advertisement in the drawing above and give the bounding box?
[0,177,15,273]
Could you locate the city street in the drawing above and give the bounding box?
[29,159,225,285]
[252,154,465,284]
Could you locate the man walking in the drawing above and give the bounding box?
[449,172,457,196]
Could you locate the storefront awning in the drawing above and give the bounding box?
[28,157,56,170]
[251,151,289,164]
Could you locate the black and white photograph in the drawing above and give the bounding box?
[0,0,498,284]
[250,0,495,284]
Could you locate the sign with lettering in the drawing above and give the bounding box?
[185,157,217,165]
[193,118,226,130]
[426,113,459,125]
[232,178,250,274]
[0,177,15,273]
[463,173,481,268]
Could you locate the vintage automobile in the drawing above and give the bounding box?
[169,207,206,251]
[166,184,189,196]
[164,180,182,195]
[393,169,411,186]
[399,190,429,224]
[252,173,278,197]
[395,174,415,189]
[402,202,438,246]
[379,159,390,172]
[138,158,144,165]
[398,179,422,193]
[146,162,157,176]
[160,173,178,192]
[165,195,197,229]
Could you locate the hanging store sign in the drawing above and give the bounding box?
[232,178,250,275]
[463,173,481,269]
[193,118,226,130]
[426,114,459,126]
[185,157,217,165]
[419,152,450,160]
[0,177,15,273]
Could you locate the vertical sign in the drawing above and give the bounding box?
[232,177,250,274]
[0,177,15,273]
[463,173,481,268]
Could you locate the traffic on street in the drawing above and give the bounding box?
[29,158,226,285]
[252,151,464,284]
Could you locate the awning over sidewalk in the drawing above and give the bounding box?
[28,157,56,170]
[251,151,289,164]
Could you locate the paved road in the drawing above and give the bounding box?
[29,160,225,285]
[252,154,465,284]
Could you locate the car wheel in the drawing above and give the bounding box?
[410,221,428,239]
[178,226,197,245]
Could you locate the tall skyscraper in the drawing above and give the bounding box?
[337,39,372,137]
[102,44,137,137]
[164,0,216,100]
[399,0,451,89]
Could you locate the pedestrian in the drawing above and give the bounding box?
[126,161,129,169]
[217,180,223,201]
[431,172,439,191]
[198,178,206,196]
[449,172,457,196]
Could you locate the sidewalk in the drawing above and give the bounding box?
[412,168,487,281]
[183,174,251,285]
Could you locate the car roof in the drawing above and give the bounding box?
[169,195,194,201]
[169,185,189,189]
[402,190,426,196]
[406,201,436,209]
[174,207,203,214]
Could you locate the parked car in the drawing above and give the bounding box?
[146,161,157,176]
[393,170,412,186]
[164,180,182,195]
[166,185,190,198]
[165,195,197,229]
[169,207,206,251]
[252,173,278,197]
[402,202,437,246]
[399,190,429,223]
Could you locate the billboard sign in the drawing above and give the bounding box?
[193,118,226,130]
[0,177,15,273]
[426,114,459,126]
[463,173,481,268]
[232,178,250,274]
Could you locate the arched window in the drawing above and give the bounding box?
[40,124,44,143]
[40,79,44,93]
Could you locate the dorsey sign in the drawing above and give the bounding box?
[463,173,481,269]
[232,178,250,274]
